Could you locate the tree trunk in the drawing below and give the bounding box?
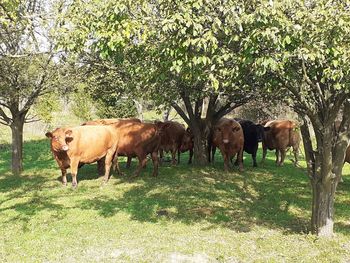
[303,118,348,237]
[192,129,209,165]
[133,99,143,121]
[10,115,25,175]
[311,176,337,236]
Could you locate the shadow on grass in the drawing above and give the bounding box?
[1,138,350,235]
[80,153,313,234]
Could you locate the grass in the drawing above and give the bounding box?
[1,135,350,262]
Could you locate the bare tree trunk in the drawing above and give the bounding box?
[133,99,143,121]
[163,107,171,121]
[311,175,337,236]
[10,115,25,175]
[301,116,349,237]
[192,129,209,165]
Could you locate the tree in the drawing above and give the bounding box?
[0,0,62,175]
[59,0,257,165]
[241,0,350,236]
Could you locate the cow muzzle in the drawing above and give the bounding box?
[223,139,229,144]
[62,145,69,151]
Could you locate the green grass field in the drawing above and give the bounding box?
[1,133,350,262]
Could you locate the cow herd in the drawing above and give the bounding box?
[45,117,301,187]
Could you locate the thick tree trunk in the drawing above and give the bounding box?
[301,116,349,237]
[10,115,25,175]
[192,129,209,165]
[311,177,337,236]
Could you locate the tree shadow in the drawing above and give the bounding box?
[79,152,313,234]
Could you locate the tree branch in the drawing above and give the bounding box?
[171,102,190,125]
[0,107,11,124]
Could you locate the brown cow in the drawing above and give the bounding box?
[82,118,141,168]
[261,119,300,166]
[209,118,244,171]
[179,127,194,164]
[112,122,161,178]
[45,125,119,187]
[81,118,141,126]
[154,121,192,165]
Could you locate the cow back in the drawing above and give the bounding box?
[264,120,299,149]
[114,122,161,156]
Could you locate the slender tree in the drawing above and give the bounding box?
[0,0,62,174]
[242,0,350,236]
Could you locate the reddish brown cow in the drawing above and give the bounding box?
[210,118,244,171]
[82,118,141,168]
[45,125,119,187]
[112,122,161,177]
[154,121,192,165]
[81,118,141,126]
[262,120,300,166]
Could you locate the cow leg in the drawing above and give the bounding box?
[61,168,67,186]
[70,159,79,188]
[133,155,147,177]
[103,150,115,183]
[151,151,159,177]
[159,149,164,165]
[261,144,267,164]
[171,149,177,165]
[177,149,181,165]
[293,146,299,166]
[279,149,286,166]
[223,155,229,171]
[211,146,216,164]
[112,154,124,176]
[238,148,244,172]
[188,148,193,164]
[97,158,105,176]
[252,152,258,167]
[221,149,229,171]
[275,150,280,165]
[126,156,132,168]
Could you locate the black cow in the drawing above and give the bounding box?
[234,118,270,167]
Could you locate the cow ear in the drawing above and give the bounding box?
[65,129,73,138]
[45,132,53,138]
[264,127,271,131]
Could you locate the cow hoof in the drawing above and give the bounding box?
[72,183,77,189]
[62,182,67,187]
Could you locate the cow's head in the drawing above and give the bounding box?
[215,120,240,144]
[254,124,271,142]
[45,128,73,152]
[180,127,194,152]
